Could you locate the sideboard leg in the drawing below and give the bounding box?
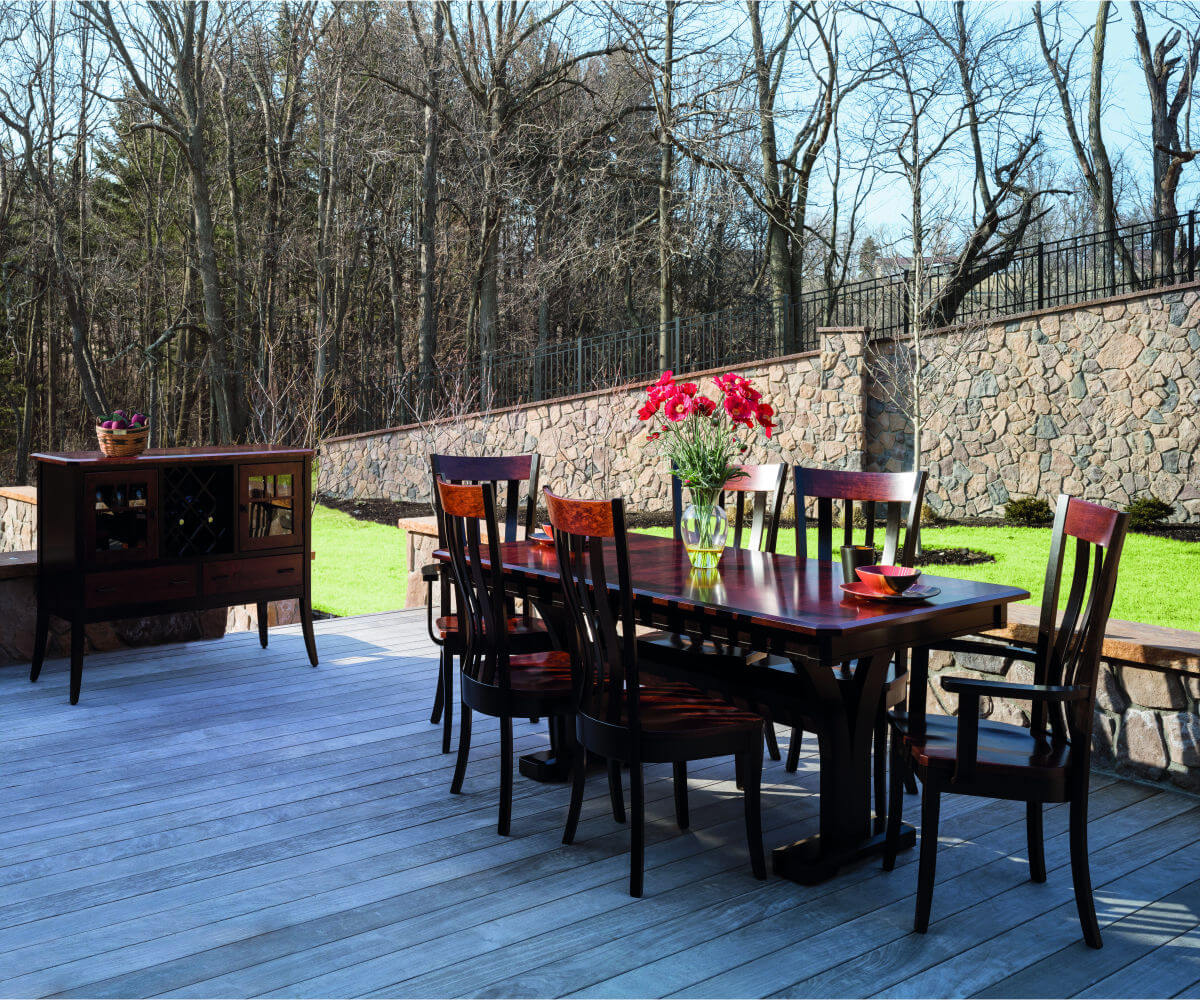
[300,601,318,666]
[30,607,49,683]
[256,601,269,648]
[69,619,84,705]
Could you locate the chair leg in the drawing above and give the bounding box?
[883,733,906,872]
[498,716,514,836]
[673,761,689,830]
[449,703,472,794]
[786,726,803,773]
[914,776,941,933]
[430,660,445,724]
[1070,788,1103,948]
[741,749,767,880]
[764,724,781,762]
[440,649,454,754]
[1027,801,1047,883]
[563,740,587,845]
[734,752,745,790]
[607,759,626,824]
[873,705,888,834]
[904,768,919,795]
[629,762,645,898]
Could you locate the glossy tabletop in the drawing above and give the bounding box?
[483,533,1029,639]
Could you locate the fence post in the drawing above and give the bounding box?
[673,315,682,372]
[901,269,911,336]
[576,336,583,395]
[1036,241,1044,310]
[1190,209,1196,282]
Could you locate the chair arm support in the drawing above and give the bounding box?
[424,564,445,648]
[941,676,1088,703]
[945,676,1087,785]
[928,637,1037,663]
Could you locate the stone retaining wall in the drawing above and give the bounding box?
[0,487,36,552]
[320,283,1200,522]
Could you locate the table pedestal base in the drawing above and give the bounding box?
[518,749,608,783]
[772,821,916,885]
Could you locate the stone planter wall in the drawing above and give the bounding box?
[319,283,1200,522]
[0,487,36,552]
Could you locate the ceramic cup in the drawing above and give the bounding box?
[840,544,878,585]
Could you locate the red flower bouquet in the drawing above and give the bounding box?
[637,370,776,568]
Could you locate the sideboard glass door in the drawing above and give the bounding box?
[238,463,302,551]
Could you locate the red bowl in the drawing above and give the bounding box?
[856,564,921,595]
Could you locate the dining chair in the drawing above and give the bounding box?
[789,467,928,829]
[546,488,767,897]
[666,463,789,759]
[436,477,576,836]
[883,495,1128,949]
[425,453,548,753]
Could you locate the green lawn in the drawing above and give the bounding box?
[311,503,1197,631]
[311,504,408,617]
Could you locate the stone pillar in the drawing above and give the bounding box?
[815,326,870,471]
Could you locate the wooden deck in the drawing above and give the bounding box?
[1,609,1199,999]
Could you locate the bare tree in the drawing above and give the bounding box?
[1129,0,1200,279]
[84,1,247,441]
[1034,1,1140,291]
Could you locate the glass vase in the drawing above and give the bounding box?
[680,492,729,570]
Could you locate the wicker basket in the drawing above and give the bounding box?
[96,423,149,458]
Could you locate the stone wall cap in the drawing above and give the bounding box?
[0,550,36,581]
[398,515,439,537]
[985,603,1200,675]
[0,486,36,505]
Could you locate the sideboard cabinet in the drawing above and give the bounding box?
[31,445,318,703]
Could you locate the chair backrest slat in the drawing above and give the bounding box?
[1032,495,1128,747]
[671,462,787,553]
[430,453,540,545]
[546,489,640,736]
[795,467,927,568]
[437,478,511,690]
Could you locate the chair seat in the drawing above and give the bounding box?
[508,650,574,694]
[437,614,547,640]
[896,711,1072,774]
[620,684,764,738]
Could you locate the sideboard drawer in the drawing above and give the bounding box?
[85,566,198,608]
[204,554,303,596]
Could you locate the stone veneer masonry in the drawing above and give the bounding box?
[0,487,36,552]
[320,283,1200,522]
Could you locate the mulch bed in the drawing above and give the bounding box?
[915,546,995,567]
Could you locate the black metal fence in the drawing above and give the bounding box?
[347,209,1197,433]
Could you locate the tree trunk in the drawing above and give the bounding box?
[189,137,242,443]
[657,0,675,371]
[416,4,443,411]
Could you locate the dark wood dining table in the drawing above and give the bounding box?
[437,532,1028,885]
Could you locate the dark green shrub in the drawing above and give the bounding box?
[1004,496,1054,526]
[1127,494,1173,530]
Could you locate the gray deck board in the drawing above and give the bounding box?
[1,609,1197,998]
